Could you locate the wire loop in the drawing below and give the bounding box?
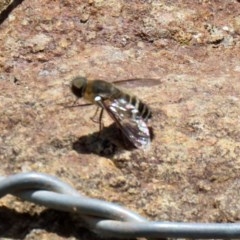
[1,172,240,239]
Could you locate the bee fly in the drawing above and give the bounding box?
[71,76,152,149]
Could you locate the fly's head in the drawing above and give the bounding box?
[71,76,88,98]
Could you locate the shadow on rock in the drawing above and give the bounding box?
[0,207,99,239]
[72,123,136,157]
[0,0,25,25]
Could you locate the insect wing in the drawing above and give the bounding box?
[113,78,161,88]
[102,98,151,148]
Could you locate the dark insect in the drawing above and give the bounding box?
[71,76,152,149]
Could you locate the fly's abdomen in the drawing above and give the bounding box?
[122,93,152,121]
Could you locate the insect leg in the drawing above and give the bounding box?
[94,96,105,132]
[90,106,101,123]
[98,108,104,132]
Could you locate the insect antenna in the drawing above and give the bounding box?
[60,96,93,108]
[61,102,93,108]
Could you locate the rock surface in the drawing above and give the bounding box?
[0,0,240,239]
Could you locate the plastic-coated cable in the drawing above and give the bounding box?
[1,172,240,239]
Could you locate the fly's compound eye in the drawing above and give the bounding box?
[71,77,87,98]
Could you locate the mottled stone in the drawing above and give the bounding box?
[1,0,240,239]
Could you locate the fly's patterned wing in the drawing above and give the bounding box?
[95,96,151,149]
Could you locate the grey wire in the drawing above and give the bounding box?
[0,172,80,196]
[1,172,240,239]
[16,190,146,223]
[94,220,240,238]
